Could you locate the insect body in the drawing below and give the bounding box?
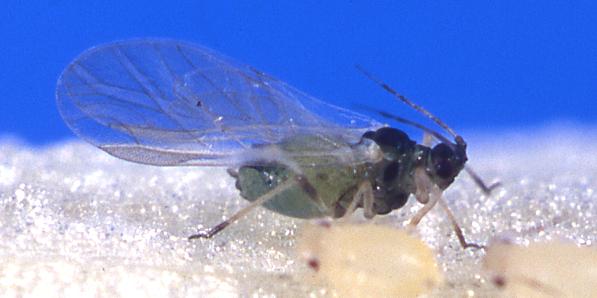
[233,127,465,219]
[298,220,444,297]
[483,241,597,297]
[56,39,494,245]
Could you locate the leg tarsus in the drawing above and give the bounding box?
[188,221,230,240]
[438,198,485,250]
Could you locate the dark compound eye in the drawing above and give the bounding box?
[432,143,456,179]
[431,143,453,159]
[435,160,453,179]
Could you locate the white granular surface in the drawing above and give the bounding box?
[0,126,595,297]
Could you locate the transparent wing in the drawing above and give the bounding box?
[56,38,382,167]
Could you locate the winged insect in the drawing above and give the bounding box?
[56,39,497,247]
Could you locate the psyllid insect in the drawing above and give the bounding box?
[56,39,498,247]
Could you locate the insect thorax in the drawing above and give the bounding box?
[230,127,465,219]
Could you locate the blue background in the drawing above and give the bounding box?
[1,1,596,145]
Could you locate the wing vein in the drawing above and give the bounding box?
[113,45,205,146]
[56,39,381,167]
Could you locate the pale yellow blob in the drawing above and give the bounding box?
[483,241,597,297]
[298,221,443,298]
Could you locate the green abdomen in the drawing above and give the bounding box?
[235,164,361,219]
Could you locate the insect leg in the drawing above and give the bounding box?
[411,167,484,249]
[361,181,375,219]
[464,166,501,195]
[341,180,374,219]
[438,198,484,249]
[409,167,441,226]
[188,177,298,240]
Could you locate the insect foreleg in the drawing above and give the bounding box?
[409,167,441,226]
[188,177,298,240]
[437,198,484,249]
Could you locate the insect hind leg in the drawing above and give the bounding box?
[188,177,298,240]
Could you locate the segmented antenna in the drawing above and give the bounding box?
[355,65,460,141]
